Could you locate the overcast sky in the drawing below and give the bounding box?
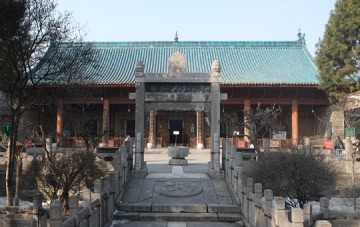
[56,0,337,56]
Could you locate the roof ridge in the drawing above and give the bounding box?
[86,40,302,48]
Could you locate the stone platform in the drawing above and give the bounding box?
[113,150,243,226]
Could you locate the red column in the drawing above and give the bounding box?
[244,100,251,143]
[292,100,299,145]
[56,99,63,142]
[102,99,110,144]
[196,111,204,149]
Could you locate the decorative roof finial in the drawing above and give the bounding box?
[297,28,302,39]
[174,31,179,42]
[297,28,306,45]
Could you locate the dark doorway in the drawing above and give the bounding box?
[169,120,184,145]
[126,120,135,137]
[86,119,98,136]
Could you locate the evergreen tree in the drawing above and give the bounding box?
[315,0,360,101]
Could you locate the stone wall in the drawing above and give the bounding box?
[314,106,344,140]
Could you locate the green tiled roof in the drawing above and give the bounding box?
[76,40,318,86]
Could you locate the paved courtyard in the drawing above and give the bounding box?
[112,148,243,226]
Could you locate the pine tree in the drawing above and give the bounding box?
[316,0,360,101]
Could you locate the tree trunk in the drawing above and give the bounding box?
[14,155,23,206]
[61,191,70,215]
[5,138,15,206]
[6,112,21,206]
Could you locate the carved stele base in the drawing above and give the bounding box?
[131,165,148,178]
[169,158,188,165]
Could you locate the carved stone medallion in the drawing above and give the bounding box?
[154,181,203,197]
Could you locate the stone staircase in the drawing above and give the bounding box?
[114,202,241,222]
[113,165,243,223]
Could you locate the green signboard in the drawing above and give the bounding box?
[345,127,356,137]
[2,125,11,136]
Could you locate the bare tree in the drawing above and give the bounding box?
[26,147,106,214]
[0,0,95,206]
[24,108,107,214]
[221,104,281,150]
[243,104,282,150]
[247,145,337,209]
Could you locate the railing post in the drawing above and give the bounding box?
[32,194,43,227]
[291,208,304,227]
[69,195,79,226]
[303,203,312,227]
[320,197,330,219]
[274,197,286,226]
[264,189,273,220]
[49,200,62,227]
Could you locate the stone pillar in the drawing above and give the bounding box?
[134,60,147,172]
[246,178,254,195]
[264,189,273,223]
[134,133,148,177]
[222,139,231,170]
[147,110,155,149]
[82,188,92,206]
[56,99,63,142]
[274,197,286,227]
[244,99,251,144]
[102,99,110,144]
[254,183,262,199]
[213,133,221,171]
[50,200,62,227]
[69,195,79,226]
[196,111,204,149]
[33,194,43,227]
[264,189,273,207]
[291,208,304,227]
[210,60,221,172]
[303,203,312,227]
[292,100,299,145]
[320,197,330,219]
[125,140,133,170]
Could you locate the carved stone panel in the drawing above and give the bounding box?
[145,93,210,102]
[145,103,210,113]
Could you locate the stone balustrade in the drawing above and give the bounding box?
[221,138,359,227]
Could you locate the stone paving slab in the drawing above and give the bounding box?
[151,204,208,213]
[139,212,219,222]
[112,221,244,227]
[207,204,240,213]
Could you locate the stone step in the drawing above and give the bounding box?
[117,203,240,213]
[113,211,242,222]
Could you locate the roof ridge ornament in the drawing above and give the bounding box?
[174,31,179,42]
[297,29,306,45]
[168,51,187,77]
